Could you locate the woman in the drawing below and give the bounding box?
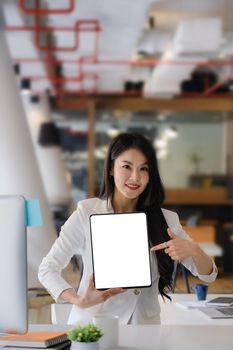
[38,133,217,324]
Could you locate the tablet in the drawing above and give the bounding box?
[90,212,152,290]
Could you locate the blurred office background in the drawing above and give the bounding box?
[0,0,233,321]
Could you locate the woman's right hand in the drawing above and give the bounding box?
[76,274,125,308]
[60,274,125,309]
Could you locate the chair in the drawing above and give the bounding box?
[172,225,223,293]
[171,262,191,293]
[183,225,223,258]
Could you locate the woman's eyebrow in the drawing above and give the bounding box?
[121,160,148,166]
[121,160,133,164]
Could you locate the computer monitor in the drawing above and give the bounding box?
[0,195,28,334]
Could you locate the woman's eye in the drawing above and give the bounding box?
[123,165,130,169]
[141,167,149,172]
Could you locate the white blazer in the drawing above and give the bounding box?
[38,198,217,325]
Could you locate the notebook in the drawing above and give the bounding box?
[199,307,233,319]
[0,332,68,348]
[2,340,71,350]
[90,212,152,290]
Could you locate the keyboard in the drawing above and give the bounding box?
[217,307,233,316]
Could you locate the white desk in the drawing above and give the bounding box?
[29,324,233,350]
[50,294,233,326]
[159,293,233,325]
[120,325,233,350]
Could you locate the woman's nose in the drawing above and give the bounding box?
[130,170,140,181]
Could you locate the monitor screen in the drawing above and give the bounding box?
[0,195,28,334]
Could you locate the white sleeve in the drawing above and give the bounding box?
[38,206,85,302]
[171,214,218,283]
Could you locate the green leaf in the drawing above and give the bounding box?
[67,323,103,343]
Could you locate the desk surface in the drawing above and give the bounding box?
[29,324,233,350]
[159,293,233,325]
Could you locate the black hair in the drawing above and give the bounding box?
[99,132,174,300]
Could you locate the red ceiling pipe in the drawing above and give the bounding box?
[93,59,233,67]
[6,20,101,52]
[57,90,143,97]
[202,74,233,97]
[12,56,233,67]
[54,79,98,104]
[30,89,233,98]
[12,53,99,94]
[11,55,233,97]
[20,75,85,83]
[49,71,99,97]
[19,71,98,87]
[19,0,75,14]
[77,56,99,83]
[32,1,61,94]
[202,58,233,96]
[35,20,101,52]
[79,56,98,64]
[6,24,99,32]
[30,88,233,98]
[79,72,99,95]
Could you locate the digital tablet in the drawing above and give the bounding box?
[90,212,152,290]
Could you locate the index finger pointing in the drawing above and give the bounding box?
[150,242,167,252]
[167,228,176,239]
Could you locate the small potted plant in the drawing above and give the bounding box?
[67,323,103,350]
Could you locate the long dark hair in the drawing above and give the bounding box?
[99,132,174,299]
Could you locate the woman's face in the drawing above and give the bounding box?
[111,148,149,200]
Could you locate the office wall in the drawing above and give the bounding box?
[159,122,225,187]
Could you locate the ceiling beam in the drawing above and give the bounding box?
[55,96,233,112]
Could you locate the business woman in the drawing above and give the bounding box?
[38,132,217,324]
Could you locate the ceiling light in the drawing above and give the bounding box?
[154,138,167,149]
[163,126,178,139]
[157,114,167,121]
[107,127,120,138]
[157,148,168,160]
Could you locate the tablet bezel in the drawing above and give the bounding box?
[90,212,152,290]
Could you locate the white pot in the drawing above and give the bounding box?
[71,341,99,350]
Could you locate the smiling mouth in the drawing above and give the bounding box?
[126,184,140,190]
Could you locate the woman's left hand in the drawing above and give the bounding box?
[150,228,197,261]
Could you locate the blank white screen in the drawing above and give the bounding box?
[90,212,151,289]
